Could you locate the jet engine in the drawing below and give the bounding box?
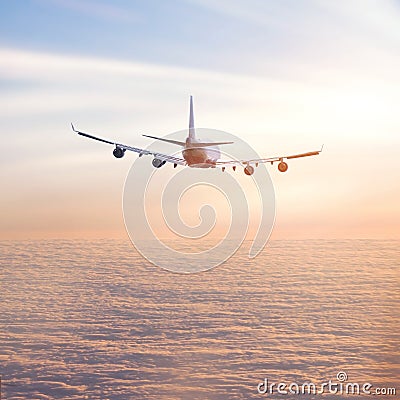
[278,161,288,172]
[244,165,254,175]
[152,158,166,168]
[113,146,125,158]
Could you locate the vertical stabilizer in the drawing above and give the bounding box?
[189,95,195,139]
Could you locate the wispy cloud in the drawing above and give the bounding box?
[185,0,400,35]
[184,0,400,54]
[0,46,398,139]
[315,0,400,43]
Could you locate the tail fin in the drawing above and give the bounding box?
[189,95,195,139]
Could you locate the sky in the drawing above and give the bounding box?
[0,0,399,239]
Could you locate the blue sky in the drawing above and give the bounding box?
[0,0,399,239]
[3,0,398,76]
[1,0,272,73]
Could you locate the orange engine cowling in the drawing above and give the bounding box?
[244,165,254,175]
[278,161,288,172]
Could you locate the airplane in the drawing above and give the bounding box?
[72,96,322,175]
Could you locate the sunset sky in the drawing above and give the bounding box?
[0,0,399,239]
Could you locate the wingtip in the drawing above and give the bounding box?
[320,144,324,152]
[71,122,76,132]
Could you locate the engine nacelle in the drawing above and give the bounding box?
[152,158,166,168]
[244,165,254,175]
[113,147,125,158]
[278,161,288,172]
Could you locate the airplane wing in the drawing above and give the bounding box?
[71,124,186,166]
[216,146,323,173]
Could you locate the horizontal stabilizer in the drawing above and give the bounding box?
[187,141,233,148]
[143,135,233,148]
[142,135,186,146]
